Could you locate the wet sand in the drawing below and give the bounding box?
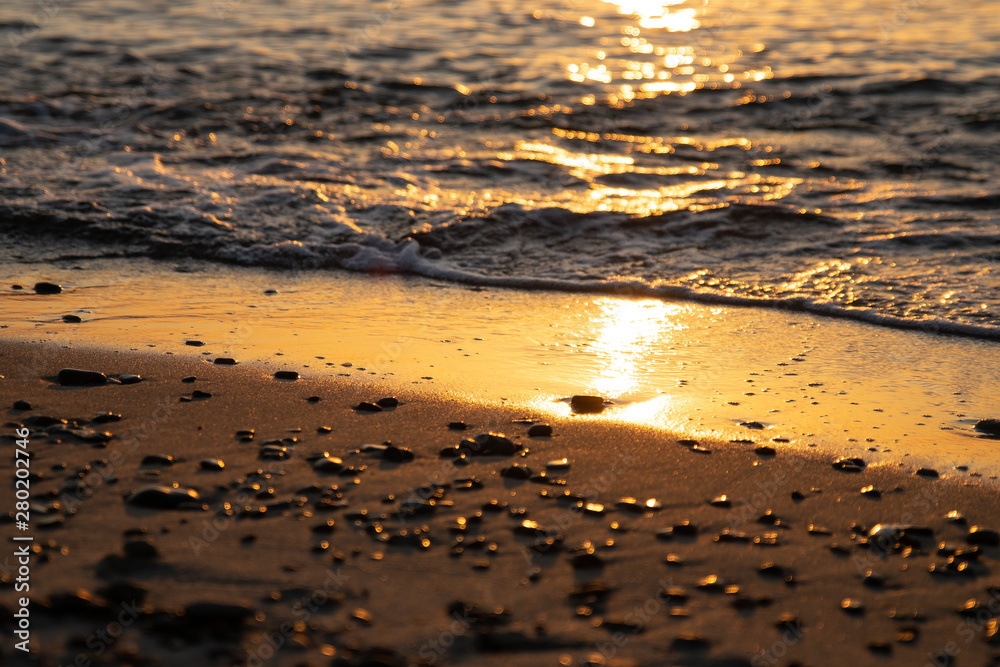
[2,339,1000,667]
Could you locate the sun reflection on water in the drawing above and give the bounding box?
[588,298,684,398]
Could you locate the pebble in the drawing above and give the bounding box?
[376,397,399,407]
[841,598,865,615]
[123,539,159,560]
[501,464,532,479]
[832,456,866,472]
[192,390,212,399]
[458,432,521,456]
[306,395,321,403]
[274,370,298,380]
[62,314,82,323]
[259,444,290,460]
[528,424,553,437]
[546,458,570,470]
[119,374,142,385]
[916,467,940,479]
[181,376,197,383]
[741,421,764,430]
[381,443,415,462]
[57,368,107,386]
[185,340,205,346]
[570,395,605,413]
[967,526,1000,546]
[12,400,31,410]
[141,454,174,467]
[355,402,383,412]
[34,281,62,294]
[975,418,1000,436]
[200,458,225,471]
[710,495,731,508]
[754,446,776,456]
[448,421,468,430]
[214,357,238,365]
[126,484,202,509]
[313,456,344,472]
[570,551,605,569]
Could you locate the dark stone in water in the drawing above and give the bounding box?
[126,485,201,509]
[355,402,382,412]
[92,412,122,423]
[141,454,174,467]
[448,421,468,430]
[200,458,225,471]
[527,424,553,437]
[62,314,82,323]
[975,418,1000,436]
[34,282,62,294]
[260,444,290,460]
[119,374,141,385]
[274,370,299,380]
[214,358,238,366]
[12,400,31,410]
[57,368,107,386]
[570,395,605,413]
[376,397,399,407]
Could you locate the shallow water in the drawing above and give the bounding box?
[3,259,999,477]
[1,0,998,335]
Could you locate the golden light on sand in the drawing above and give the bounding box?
[589,298,679,398]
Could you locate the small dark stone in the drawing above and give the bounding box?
[355,402,382,412]
[123,539,159,559]
[191,390,212,399]
[141,454,174,467]
[34,282,62,294]
[313,456,344,473]
[448,421,468,430]
[527,424,553,437]
[500,464,532,479]
[671,634,710,651]
[62,314,82,323]
[916,467,939,479]
[12,284,22,289]
[832,457,866,472]
[570,395,605,413]
[12,400,31,410]
[214,358,238,366]
[260,445,291,461]
[274,370,299,380]
[754,446,776,456]
[975,418,1000,436]
[570,551,604,569]
[382,443,414,462]
[119,374,142,385]
[741,421,764,430]
[126,485,202,509]
[376,397,399,407]
[306,395,321,403]
[181,376,197,383]
[185,340,205,346]
[57,368,107,386]
[967,526,1000,546]
[841,598,865,615]
[200,458,225,471]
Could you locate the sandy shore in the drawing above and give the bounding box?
[2,339,1000,667]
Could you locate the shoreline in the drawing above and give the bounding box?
[2,339,1000,666]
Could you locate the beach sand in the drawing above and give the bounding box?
[3,337,1000,667]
